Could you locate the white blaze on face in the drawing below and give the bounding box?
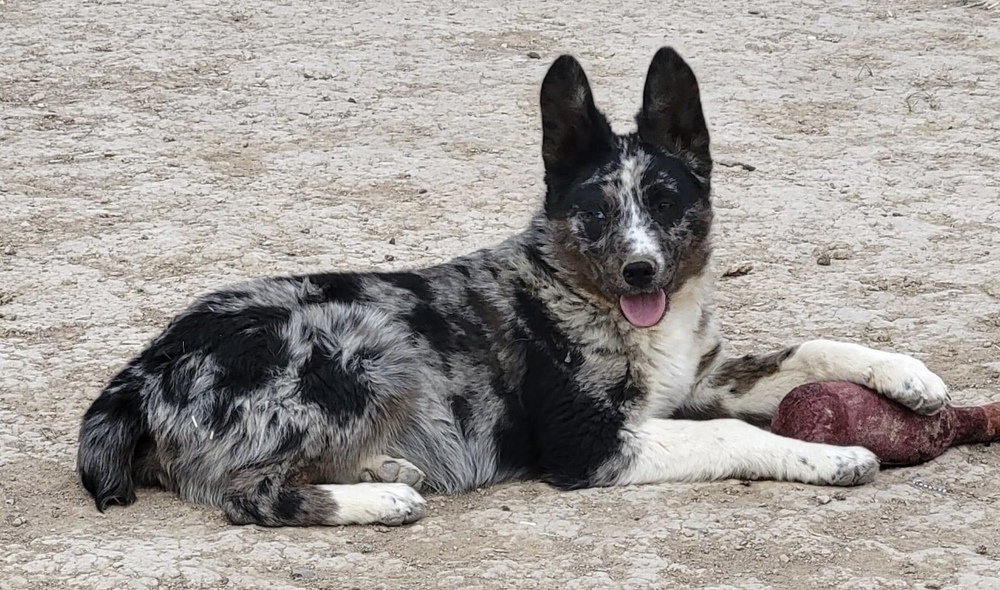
[614,151,662,264]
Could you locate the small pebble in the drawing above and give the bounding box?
[301,228,310,234]
[417,188,428,195]
[388,237,396,245]
[2,244,15,256]
[816,495,831,505]
[384,254,395,262]
[290,568,315,581]
[816,253,832,266]
[500,505,511,511]
[832,492,847,501]
[347,97,357,104]
[779,554,790,564]
[11,517,24,527]
[527,51,541,59]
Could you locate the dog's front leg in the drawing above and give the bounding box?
[679,339,949,425]
[603,418,879,487]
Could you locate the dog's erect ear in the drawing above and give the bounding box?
[540,55,613,179]
[636,47,712,180]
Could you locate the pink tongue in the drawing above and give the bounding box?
[619,291,667,328]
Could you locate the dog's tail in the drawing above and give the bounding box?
[77,364,148,511]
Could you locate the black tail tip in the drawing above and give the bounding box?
[94,491,137,513]
[81,470,137,513]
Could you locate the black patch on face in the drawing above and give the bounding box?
[298,346,371,424]
[640,156,706,226]
[543,153,617,222]
[297,273,363,304]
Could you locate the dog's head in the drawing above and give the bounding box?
[538,47,714,329]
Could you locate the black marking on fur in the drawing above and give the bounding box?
[709,346,798,395]
[298,346,371,423]
[451,394,474,438]
[382,272,433,301]
[298,273,363,304]
[696,343,722,378]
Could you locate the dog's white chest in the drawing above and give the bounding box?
[631,275,712,418]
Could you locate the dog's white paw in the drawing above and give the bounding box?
[801,445,880,487]
[321,483,427,526]
[359,455,426,490]
[865,353,949,415]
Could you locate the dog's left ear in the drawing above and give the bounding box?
[636,47,712,181]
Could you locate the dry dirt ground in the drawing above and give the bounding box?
[2,0,999,588]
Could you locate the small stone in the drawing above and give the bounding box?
[925,583,942,589]
[832,492,847,501]
[816,495,831,505]
[347,97,357,104]
[417,188,428,195]
[976,545,988,555]
[2,244,15,256]
[384,254,395,262]
[301,228,310,234]
[816,253,832,266]
[527,51,541,59]
[748,9,761,14]
[388,237,396,245]
[500,505,511,511]
[779,554,790,564]
[11,517,24,527]
[290,568,315,580]
[682,529,695,538]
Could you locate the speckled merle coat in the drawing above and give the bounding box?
[78,48,950,527]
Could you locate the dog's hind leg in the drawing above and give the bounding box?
[222,463,426,527]
[678,340,949,425]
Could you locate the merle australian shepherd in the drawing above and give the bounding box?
[77,48,949,527]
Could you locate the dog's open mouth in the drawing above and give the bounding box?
[619,291,667,328]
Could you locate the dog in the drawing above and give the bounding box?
[77,47,949,527]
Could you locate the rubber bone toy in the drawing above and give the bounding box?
[771,381,1000,465]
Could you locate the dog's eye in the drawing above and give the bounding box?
[578,208,607,241]
[656,200,672,212]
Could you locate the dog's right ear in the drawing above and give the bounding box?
[540,55,613,179]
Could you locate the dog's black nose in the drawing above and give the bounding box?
[622,260,657,288]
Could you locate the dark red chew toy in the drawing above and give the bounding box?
[771,381,1000,465]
